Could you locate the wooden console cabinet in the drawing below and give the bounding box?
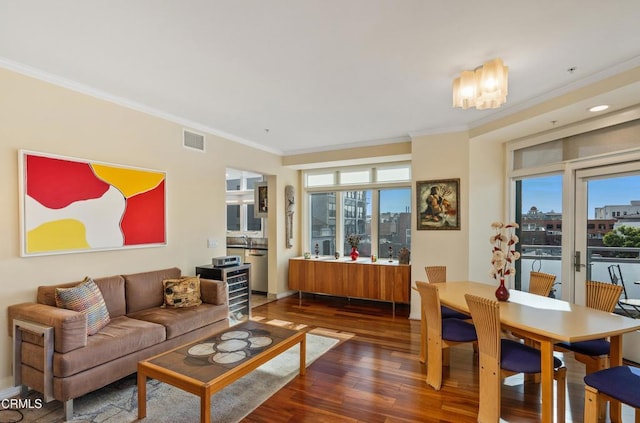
[288,257,411,305]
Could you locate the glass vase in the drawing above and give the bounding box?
[495,278,510,301]
[350,246,359,261]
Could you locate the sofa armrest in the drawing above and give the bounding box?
[8,303,87,353]
[200,278,227,306]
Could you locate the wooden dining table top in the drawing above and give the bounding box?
[437,280,640,343]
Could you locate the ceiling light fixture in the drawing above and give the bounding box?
[589,105,609,112]
[453,58,509,110]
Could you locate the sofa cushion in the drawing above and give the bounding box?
[55,278,111,335]
[162,276,202,308]
[124,268,181,314]
[53,316,166,378]
[127,303,228,339]
[38,275,126,318]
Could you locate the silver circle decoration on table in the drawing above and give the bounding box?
[217,339,249,352]
[187,343,216,357]
[186,329,275,365]
[211,350,247,364]
[248,336,273,348]
[220,330,250,340]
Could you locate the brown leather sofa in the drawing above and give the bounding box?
[8,267,229,420]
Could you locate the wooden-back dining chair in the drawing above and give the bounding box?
[465,294,566,423]
[528,271,556,297]
[415,281,477,390]
[425,266,447,283]
[424,266,468,323]
[417,266,468,363]
[556,281,623,374]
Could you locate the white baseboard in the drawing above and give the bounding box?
[0,385,21,400]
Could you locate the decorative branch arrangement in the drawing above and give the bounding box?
[489,222,521,281]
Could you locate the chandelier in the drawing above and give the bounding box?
[452,58,508,110]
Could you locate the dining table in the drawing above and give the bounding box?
[435,280,640,423]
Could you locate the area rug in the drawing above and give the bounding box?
[13,333,339,423]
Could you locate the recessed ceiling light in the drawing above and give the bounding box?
[589,105,609,112]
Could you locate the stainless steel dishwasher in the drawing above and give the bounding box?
[244,248,268,293]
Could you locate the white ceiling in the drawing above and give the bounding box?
[1,1,639,155]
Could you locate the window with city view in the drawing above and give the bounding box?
[309,188,411,257]
[379,188,411,260]
[310,192,337,255]
[517,175,563,294]
[342,190,371,255]
[306,164,411,258]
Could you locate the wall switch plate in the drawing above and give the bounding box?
[207,238,218,248]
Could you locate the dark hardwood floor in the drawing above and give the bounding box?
[244,293,636,422]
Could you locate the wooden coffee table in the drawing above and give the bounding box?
[137,320,306,423]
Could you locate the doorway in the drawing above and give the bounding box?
[574,164,640,307]
[574,163,640,363]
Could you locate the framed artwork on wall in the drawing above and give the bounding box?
[19,150,167,256]
[416,178,460,230]
[254,182,268,218]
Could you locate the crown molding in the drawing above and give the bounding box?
[0,57,283,156]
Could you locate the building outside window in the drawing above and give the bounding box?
[310,192,337,255]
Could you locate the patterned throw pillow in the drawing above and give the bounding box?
[55,277,111,335]
[162,276,202,308]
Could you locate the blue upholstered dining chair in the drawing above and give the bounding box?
[583,365,640,422]
[465,293,567,423]
[415,281,477,390]
[417,266,469,364]
[555,281,623,375]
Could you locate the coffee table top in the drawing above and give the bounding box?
[144,320,302,383]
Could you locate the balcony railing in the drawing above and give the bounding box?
[519,245,640,311]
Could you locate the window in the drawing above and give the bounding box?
[343,190,371,254]
[304,163,411,257]
[515,174,562,293]
[379,188,412,258]
[310,192,336,255]
[226,204,240,231]
[377,165,411,182]
[307,188,411,257]
[247,205,261,231]
[307,172,335,187]
[340,170,370,185]
[226,168,264,234]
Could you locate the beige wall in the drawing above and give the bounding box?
[409,131,472,319]
[0,68,297,392]
[468,138,506,287]
[409,133,507,320]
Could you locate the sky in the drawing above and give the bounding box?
[379,188,411,213]
[523,174,640,218]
